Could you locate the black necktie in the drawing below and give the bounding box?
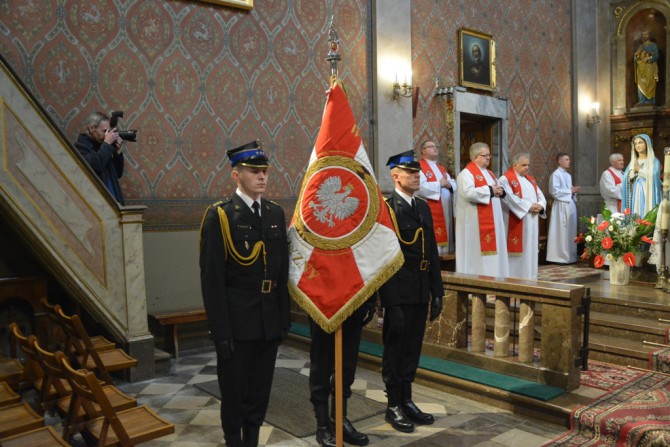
[411,198,417,214]
[252,201,260,218]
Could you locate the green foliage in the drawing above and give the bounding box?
[577,205,658,262]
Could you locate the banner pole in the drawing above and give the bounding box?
[335,326,343,447]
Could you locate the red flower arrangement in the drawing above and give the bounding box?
[579,206,658,269]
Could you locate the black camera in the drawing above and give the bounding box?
[109,111,138,142]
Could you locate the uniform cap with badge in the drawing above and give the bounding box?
[227,139,269,168]
[386,150,421,171]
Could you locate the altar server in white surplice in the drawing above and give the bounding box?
[455,142,509,277]
[416,140,457,255]
[599,153,624,214]
[500,153,547,280]
[546,152,580,264]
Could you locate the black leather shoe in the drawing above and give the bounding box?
[402,400,435,425]
[385,406,415,433]
[315,425,337,447]
[342,418,369,446]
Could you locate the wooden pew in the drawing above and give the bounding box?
[61,356,174,446]
[32,340,136,441]
[0,402,44,438]
[8,323,49,402]
[0,381,20,407]
[53,306,137,384]
[0,426,69,447]
[0,358,23,390]
[41,298,116,353]
[148,309,208,358]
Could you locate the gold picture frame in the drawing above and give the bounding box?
[458,28,496,91]
[199,0,253,10]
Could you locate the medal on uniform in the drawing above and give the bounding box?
[245,241,249,250]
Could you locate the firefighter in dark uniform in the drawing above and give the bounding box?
[379,150,444,433]
[199,140,291,447]
[309,297,376,447]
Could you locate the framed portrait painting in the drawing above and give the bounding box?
[459,28,496,91]
[198,0,253,9]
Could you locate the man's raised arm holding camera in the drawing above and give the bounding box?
[75,111,125,205]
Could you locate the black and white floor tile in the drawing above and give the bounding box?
[104,344,565,447]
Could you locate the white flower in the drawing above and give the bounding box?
[606,254,612,260]
[590,217,596,224]
[609,225,614,231]
[586,235,592,242]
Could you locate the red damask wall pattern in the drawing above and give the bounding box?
[0,0,370,229]
[411,0,572,187]
[1,0,572,229]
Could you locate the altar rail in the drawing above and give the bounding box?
[437,272,588,391]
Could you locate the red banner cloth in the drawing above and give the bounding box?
[288,80,403,333]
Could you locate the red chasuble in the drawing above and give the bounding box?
[419,159,448,246]
[502,168,538,255]
[607,168,622,212]
[466,162,498,255]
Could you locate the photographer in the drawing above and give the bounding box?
[75,111,125,205]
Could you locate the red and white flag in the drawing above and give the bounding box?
[288,80,403,333]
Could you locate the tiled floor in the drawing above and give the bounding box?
[84,343,566,447]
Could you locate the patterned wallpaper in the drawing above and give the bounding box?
[411,0,573,188]
[0,0,370,230]
[1,0,572,229]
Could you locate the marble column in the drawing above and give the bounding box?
[471,294,486,352]
[518,300,535,363]
[494,296,510,357]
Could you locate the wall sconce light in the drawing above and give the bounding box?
[586,102,601,128]
[393,73,413,100]
[434,77,454,99]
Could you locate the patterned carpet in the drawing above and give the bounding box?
[579,361,646,392]
[544,372,670,446]
[649,347,670,374]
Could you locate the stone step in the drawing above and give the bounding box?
[589,310,668,344]
[587,332,658,369]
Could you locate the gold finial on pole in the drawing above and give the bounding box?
[326,16,341,86]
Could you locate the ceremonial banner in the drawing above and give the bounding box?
[288,80,403,333]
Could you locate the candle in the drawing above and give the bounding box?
[664,148,670,190]
[662,199,670,231]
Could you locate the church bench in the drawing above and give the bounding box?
[61,356,174,446]
[148,309,208,358]
[0,381,20,407]
[0,426,70,447]
[0,402,44,438]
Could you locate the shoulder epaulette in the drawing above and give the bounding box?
[266,199,281,207]
[415,196,427,204]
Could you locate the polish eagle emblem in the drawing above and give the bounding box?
[309,176,359,227]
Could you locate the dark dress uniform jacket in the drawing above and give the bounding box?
[380,192,444,307]
[200,194,291,342]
